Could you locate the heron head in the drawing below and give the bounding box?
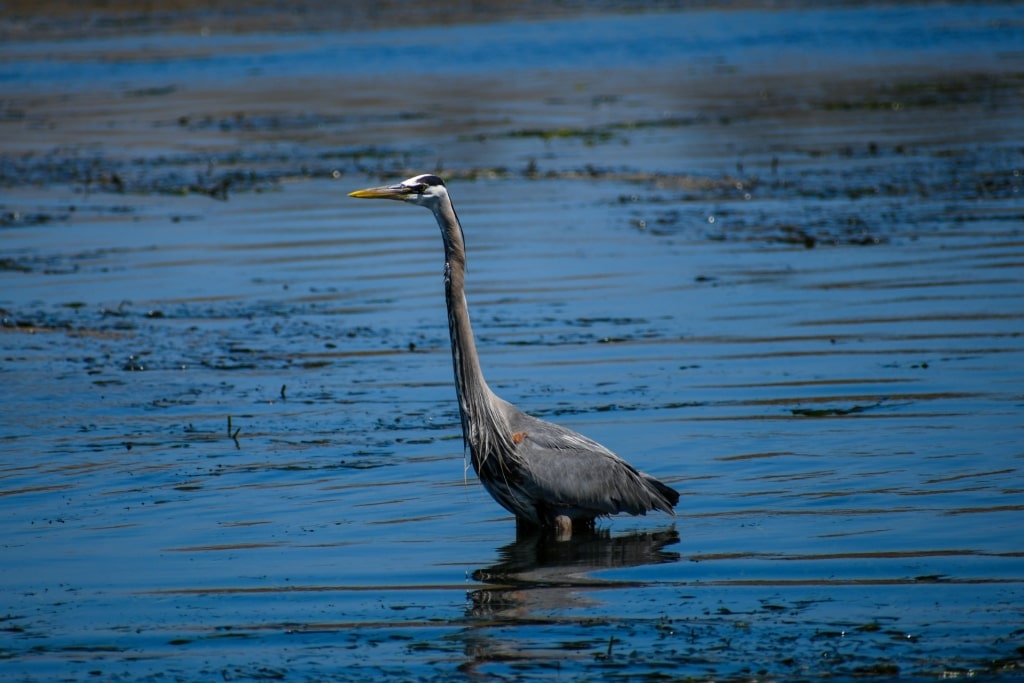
[349,174,448,208]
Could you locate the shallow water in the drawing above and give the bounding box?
[2,3,1024,681]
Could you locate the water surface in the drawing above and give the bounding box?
[2,3,1023,680]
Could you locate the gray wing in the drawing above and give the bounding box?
[504,407,678,520]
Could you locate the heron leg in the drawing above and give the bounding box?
[515,515,542,539]
[553,515,573,541]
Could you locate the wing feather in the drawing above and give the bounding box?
[505,410,677,519]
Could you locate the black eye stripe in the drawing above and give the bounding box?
[403,174,445,193]
[417,174,446,187]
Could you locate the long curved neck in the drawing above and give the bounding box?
[437,199,488,407]
[430,196,509,467]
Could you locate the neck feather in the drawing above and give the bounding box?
[431,198,513,469]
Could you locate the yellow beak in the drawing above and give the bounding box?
[348,184,409,200]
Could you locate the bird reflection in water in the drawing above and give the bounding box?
[468,526,681,619]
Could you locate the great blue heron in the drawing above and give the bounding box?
[349,174,679,536]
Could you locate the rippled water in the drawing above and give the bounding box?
[2,3,1023,681]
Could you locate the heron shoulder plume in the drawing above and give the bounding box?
[349,175,679,537]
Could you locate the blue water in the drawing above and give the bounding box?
[2,5,1020,89]
[2,3,1023,681]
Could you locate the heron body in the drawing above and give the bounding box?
[350,174,679,534]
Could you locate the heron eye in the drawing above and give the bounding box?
[413,184,427,193]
